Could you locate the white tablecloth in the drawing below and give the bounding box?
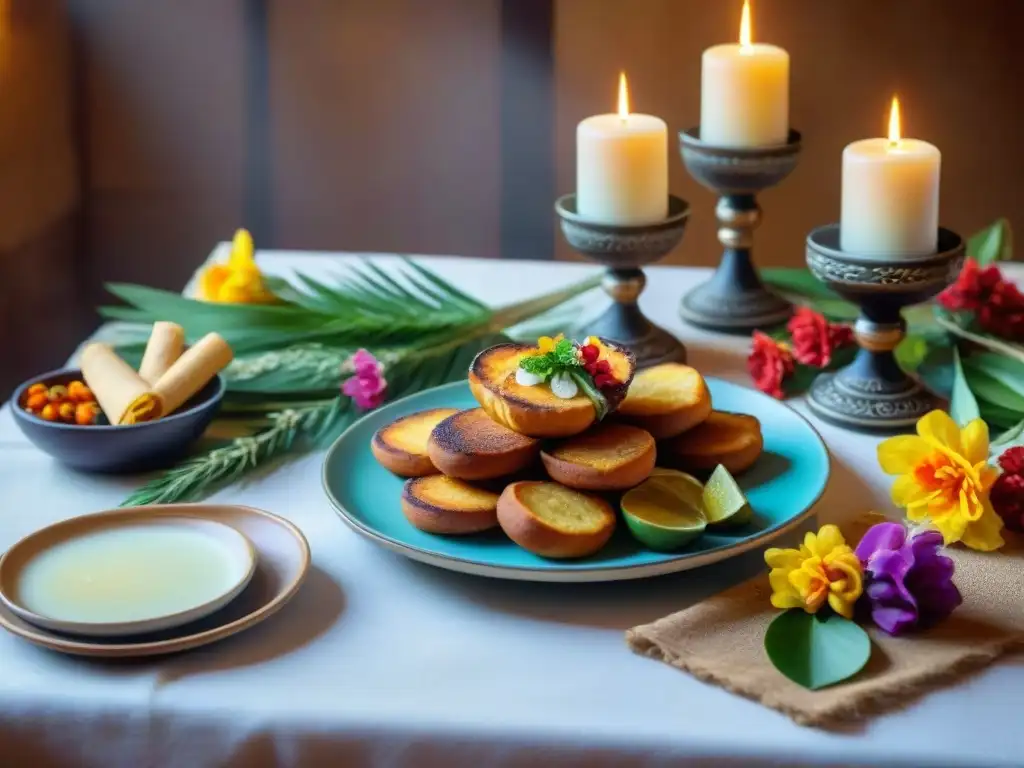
[0,248,1019,768]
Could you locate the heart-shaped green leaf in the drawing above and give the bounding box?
[764,610,871,690]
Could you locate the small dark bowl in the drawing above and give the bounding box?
[11,368,225,474]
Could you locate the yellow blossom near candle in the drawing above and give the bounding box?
[198,229,276,304]
[764,525,863,618]
[877,409,1004,551]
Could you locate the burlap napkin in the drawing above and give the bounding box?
[626,517,1024,728]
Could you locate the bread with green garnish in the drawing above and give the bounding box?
[468,338,635,438]
[496,481,616,558]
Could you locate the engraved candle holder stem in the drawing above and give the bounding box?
[805,225,965,431]
[555,194,690,369]
[678,128,802,332]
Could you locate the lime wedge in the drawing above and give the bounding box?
[621,470,707,551]
[702,464,753,529]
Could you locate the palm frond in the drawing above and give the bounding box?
[102,259,495,353]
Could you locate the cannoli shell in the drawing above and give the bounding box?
[80,343,164,425]
[138,321,185,385]
[153,333,233,415]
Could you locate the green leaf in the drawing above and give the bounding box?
[963,352,1024,389]
[895,334,933,374]
[764,610,872,690]
[963,368,1024,413]
[990,418,1024,457]
[982,405,1024,433]
[568,369,608,421]
[760,268,841,301]
[950,348,981,426]
[967,218,1013,265]
[934,313,1024,366]
[806,298,859,322]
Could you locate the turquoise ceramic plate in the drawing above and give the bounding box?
[322,380,830,582]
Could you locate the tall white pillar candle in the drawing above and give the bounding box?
[840,97,941,256]
[700,0,789,148]
[576,73,668,225]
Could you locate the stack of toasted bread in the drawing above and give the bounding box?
[371,340,763,559]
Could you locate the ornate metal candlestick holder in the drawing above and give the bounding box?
[805,225,965,431]
[555,194,690,368]
[678,128,802,332]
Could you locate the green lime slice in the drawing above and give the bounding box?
[702,464,753,529]
[621,471,707,551]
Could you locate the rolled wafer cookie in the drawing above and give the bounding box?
[138,321,185,385]
[153,333,233,416]
[80,343,163,425]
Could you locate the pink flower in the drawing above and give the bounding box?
[342,349,387,410]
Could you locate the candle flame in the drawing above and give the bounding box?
[739,0,753,49]
[617,71,630,120]
[888,96,901,145]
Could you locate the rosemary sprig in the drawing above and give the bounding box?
[121,399,348,507]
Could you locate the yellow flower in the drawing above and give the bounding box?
[197,229,276,304]
[537,333,564,354]
[764,525,863,618]
[878,410,1004,551]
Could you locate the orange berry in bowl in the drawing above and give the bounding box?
[67,380,95,403]
[74,402,99,426]
[58,402,77,423]
[40,403,60,422]
[26,383,48,397]
[25,392,49,411]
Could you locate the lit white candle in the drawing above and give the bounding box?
[840,97,941,257]
[576,73,668,225]
[700,0,789,148]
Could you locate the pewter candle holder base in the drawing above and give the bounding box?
[804,225,965,432]
[555,194,690,368]
[678,128,802,333]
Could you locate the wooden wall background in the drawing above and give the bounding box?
[4,0,1024,394]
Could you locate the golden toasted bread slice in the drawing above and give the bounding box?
[659,411,763,475]
[497,481,616,558]
[468,339,636,438]
[541,423,656,491]
[371,408,459,476]
[427,408,541,480]
[401,475,500,534]
[617,364,712,439]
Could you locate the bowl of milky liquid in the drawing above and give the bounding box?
[0,511,256,638]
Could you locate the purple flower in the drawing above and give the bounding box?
[854,522,962,636]
[342,349,387,410]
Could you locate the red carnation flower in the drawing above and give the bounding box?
[991,446,1024,533]
[977,281,1024,341]
[938,258,1003,312]
[747,331,794,399]
[786,307,854,368]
